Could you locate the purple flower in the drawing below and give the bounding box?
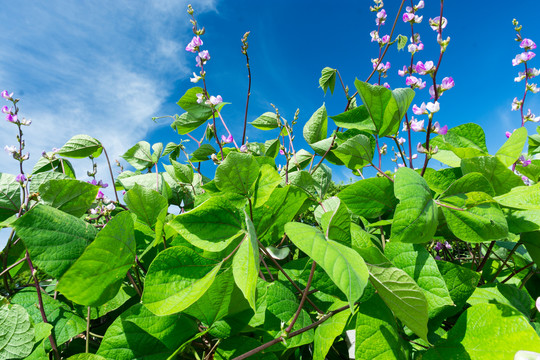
[5,113,17,123]
[432,121,447,134]
[415,60,434,75]
[429,16,448,32]
[380,35,390,44]
[383,82,391,89]
[434,241,443,251]
[412,103,428,115]
[511,97,523,111]
[434,255,441,260]
[520,38,537,50]
[370,30,379,42]
[1,90,13,100]
[279,149,285,155]
[410,118,425,132]
[240,144,248,153]
[221,134,233,144]
[406,76,419,86]
[1,106,10,114]
[96,190,105,200]
[4,145,17,154]
[376,9,387,25]
[519,155,531,167]
[505,131,512,138]
[441,77,455,90]
[444,241,452,250]
[398,137,406,145]
[398,65,407,77]
[15,173,26,184]
[522,176,531,185]
[185,36,203,53]
[196,50,210,67]
[207,95,223,106]
[403,12,415,22]
[513,51,536,66]
[416,1,425,9]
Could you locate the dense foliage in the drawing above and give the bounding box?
[1,1,540,359]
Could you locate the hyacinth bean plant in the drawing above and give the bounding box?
[1,1,540,359]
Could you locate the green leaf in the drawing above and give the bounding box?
[56,212,136,306]
[303,104,328,145]
[164,159,193,184]
[521,231,540,268]
[67,355,107,360]
[311,163,332,199]
[391,167,438,243]
[329,106,375,132]
[11,288,86,347]
[170,112,206,135]
[190,144,217,162]
[168,197,244,252]
[313,300,350,360]
[461,156,523,196]
[142,246,222,315]
[177,87,214,121]
[97,303,198,359]
[264,139,281,158]
[252,164,282,207]
[285,222,369,310]
[232,214,260,310]
[56,134,102,159]
[39,179,99,217]
[495,183,540,210]
[215,152,260,196]
[319,197,351,245]
[397,34,408,50]
[431,123,488,167]
[13,204,97,279]
[0,304,34,360]
[385,242,454,318]
[250,112,279,131]
[121,141,154,171]
[467,283,534,318]
[368,264,429,342]
[355,294,406,360]
[497,126,528,167]
[253,186,309,245]
[420,168,462,195]
[338,177,397,218]
[287,170,318,199]
[265,280,314,348]
[332,134,374,170]
[124,184,168,228]
[0,173,21,223]
[319,67,337,95]
[282,149,313,173]
[423,303,540,359]
[117,172,172,200]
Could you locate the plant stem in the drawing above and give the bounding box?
[101,146,120,203]
[492,242,520,280]
[0,256,25,277]
[242,44,251,146]
[476,241,495,272]
[127,271,142,297]
[501,262,534,284]
[86,306,91,353]
[26,251,60,360]
[285,261,316,333]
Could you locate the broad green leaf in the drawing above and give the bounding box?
[68,355,107,360]
[355,80,392,135]
[313,300,350,360]
[13,204,97,279]
[282,149,313,173]
[423,303,540,359]
[184,269,247,326]
[170,112,206,135]
[431,123,488,167]
[232,214,260,310]
[368,264,429,342]
[495,183,540,210]
[28,171,71,194]
[391,167,438,243]
[397,34,408,50]
[440,171,495,197]
[121,141,154,171]
[11,288,86,347]
[56,134,102,159]
[264,138,281,158]
[39,179,99,217]
[332,134,373,170]
[57,212,136,306]
[505,208,540,233]
[0,173,21,223]
[287,170,318,199]
[0,304,34,360]
[252,164,282,207]
[319,67,337,95]
[303,104,328,144]
[97,303,198,359]
[253,186,309,245]
[319,197,351,245]
[142,246,222,315]
[215,152,260,196]
[190,144,217,162]
[355,294,406,360]
[168,197,244,251]
[311,163,332,199]
[309,136,344,165]
[461,156,523,196]
[285,222,369,310]
[390,87,415,133]
[496,126,527,167]
[516,159,540,182]
[124,184,168,228]
[314,197,341,226]
[265,280,314,348]
[467,283,534,318]
[422,167,462,194]
[528,132,540,156]
[338,177,397,218]
[250,112,279,131]
[117,172,172,199]
[385,242,454,318]
[163,159,193,184]
[330,106,375,132]
[521,231,540,269]
[176,87,213,121]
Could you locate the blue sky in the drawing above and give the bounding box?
[1,0,540,184]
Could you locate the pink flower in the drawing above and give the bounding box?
[376,9,387,25]
[522,176,531,185]
[429,16,448,32]
[1,91,13,100]
[520,38,537,50]
[432,122,447,134]
[403,12,415,22]
[416,1,425,9]
[398,137,406,145]
[190,72,202,83]
[207,95,223,106]
[5,114,17,123]
[279,149,285,155]
[519,155,531,167]
[410,118,425,132]
[185,36,203,53]
[426,101,440,113]
[511,97,522,111]
[383,82,391,89]
[412,103,428,115]
[438,125,448,135]
[398,65,408,77]
[240,144,248,153]
[4,145,17,154]
[406,76,418,86]
[196,50,210,67]
[96,190,105,200]
[441,77,455,90]
[1,106,9,114]
[415,60,434,75]
[513,51,536,66]
[370,30,379,42]
[221,134,233,144]
[15,173,26,184]
[505,131,512,138]
[380,35,390,44]
[196,93,204,104]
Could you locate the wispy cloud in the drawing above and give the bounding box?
[0,0,217,178]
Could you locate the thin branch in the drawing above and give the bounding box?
[285,261,316,333]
